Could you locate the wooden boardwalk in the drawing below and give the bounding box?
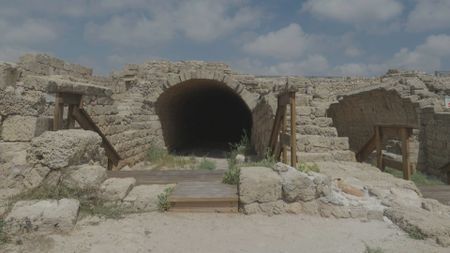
[169,181,238,213]
[106,169,225,185]
[419,185,450,206]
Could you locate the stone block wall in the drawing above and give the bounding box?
[419,108,450,178]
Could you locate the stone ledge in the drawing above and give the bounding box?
[23,75,112,97]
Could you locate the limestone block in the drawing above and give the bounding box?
[239,167,282,204]
[259,200,287,215]
[0,142,30,165]
[27,130,104,169]
[385,205,450,246]
[286,202,303,214]
[0,62,18,89]
[122,184,173,212]
[1,116,52,141]
[388,188,422,208]
[62,164,107,189]
[297,106,312,116]
[100,177,136,202]
[242,203,261,215]
[5,198,80,234]
[279,167,317,202]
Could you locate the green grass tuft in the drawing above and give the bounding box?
[297,162,320,173]
[0,218,10,245]
[157,187,174,212]
[364,244,385,253]
[406,226,426,240]
[197,159,216,170]
[384,167,445,186]
[147,144,197,169]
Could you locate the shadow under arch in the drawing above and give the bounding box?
[156,79,253,156]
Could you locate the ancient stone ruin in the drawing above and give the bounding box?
[1,54,450,248]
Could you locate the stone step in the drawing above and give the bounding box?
[295,106,328,118]
[297,116,334,127]
[169,181,238,213]
[296,151,356,162]
[297,135,350,152]
[298,125,338,137]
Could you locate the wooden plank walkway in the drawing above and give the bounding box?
[419,185,450,206]
[106,170,225,185]
[169,182,238,213]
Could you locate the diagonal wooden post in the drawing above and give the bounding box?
[290,91,297,167]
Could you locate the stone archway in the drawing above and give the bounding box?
[156,78,253,153]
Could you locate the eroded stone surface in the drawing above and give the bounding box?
[239,167,282,204]
[27,130,105,169]
[62,164,107,190]
[1,116,52,141]
[100,177,136,202]
[122,184,174,212]
[5,198,80,234]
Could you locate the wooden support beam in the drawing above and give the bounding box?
[290,92,297,167]
[71,106,121,170]
[66,104,76,129]
[281,109,288,163]
[400,127,411,180]
[269,106,287,154]
[53,93,64,131]
[375,126,383,171]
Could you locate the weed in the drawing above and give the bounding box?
[223,164,241,185]
[229,130,251,156]
[197,159,216,170]
[297,162,320,173]
[147,144,168,163]
[0,218,9,245]
[157,187,174,212]
[223,148,275,185]
[147,144,196,169]
[364,244,385,253]
[384,167,444,186]
[406,226,426,240]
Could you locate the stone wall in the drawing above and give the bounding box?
[327,73,450,180]
[420,108,450,178]
[2,54,450,179]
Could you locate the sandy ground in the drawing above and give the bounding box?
[4,213,447,253]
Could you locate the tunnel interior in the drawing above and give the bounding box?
[156,79,253,155]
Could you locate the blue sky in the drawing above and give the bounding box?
[0,0,450,76]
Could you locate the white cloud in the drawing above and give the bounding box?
[0,19,58,45]
[0,46,34,62]
[333,34,450,76]
[302,0,403,24]
[407,0,450,32]
[85,0,261,46]
[85,14,174,47]
[234,55,329,76]
[243,23,314,60]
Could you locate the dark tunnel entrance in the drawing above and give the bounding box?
[156,79,253,155]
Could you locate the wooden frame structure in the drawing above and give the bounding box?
[53,92,121,170]
[356,125,414,180]
[269,89,297,167]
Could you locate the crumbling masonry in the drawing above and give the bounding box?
[1,54,450,193]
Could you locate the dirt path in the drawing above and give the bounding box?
[4,213,447,253]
